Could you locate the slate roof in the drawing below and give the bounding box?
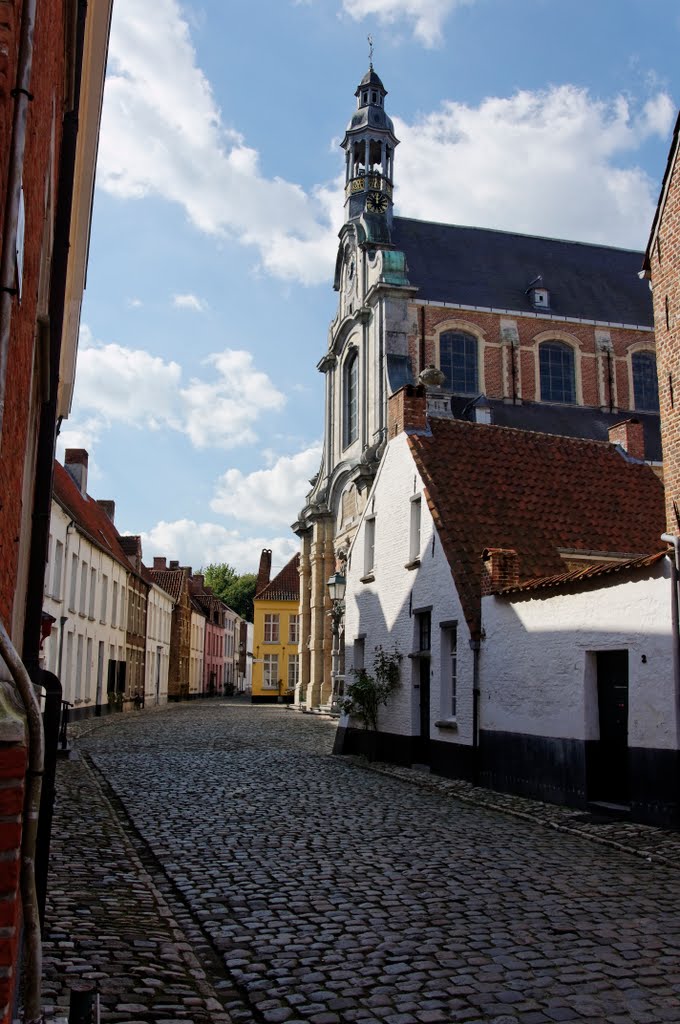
[407,418,666,636]
[256,553,300,602]
[496,550,668,597]
[391,217,653,326]
[53,462,131,574]
[449,397,662,462]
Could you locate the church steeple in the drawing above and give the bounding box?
[341,63,399,231]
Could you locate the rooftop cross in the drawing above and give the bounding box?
[368,33,374,69]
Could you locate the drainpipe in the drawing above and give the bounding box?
[661,534,680,739]
[0,0,38,446]
[469,637,481,784]
[0,622,44,1024]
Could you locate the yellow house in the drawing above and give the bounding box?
[251,550,300,704]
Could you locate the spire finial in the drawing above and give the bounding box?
[367,34,374,69]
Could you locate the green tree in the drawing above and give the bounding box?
[202,564,257,621]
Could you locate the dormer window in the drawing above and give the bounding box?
[531,288,550,309]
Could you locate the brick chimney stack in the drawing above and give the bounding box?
[64,449,88,495]
[608,419,645,462]
[97,500,115,523]
[153,556,167,571]
[481,548,520,596]
[387,384,427,440]
[257,549,272,594]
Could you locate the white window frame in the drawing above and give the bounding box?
[264,613,280,643]
[263,653,279,689]
[408,495,422,565]
[288,653,299,688]
[288,614,300,645]
[440,622,458,720]
[364,516,376,577]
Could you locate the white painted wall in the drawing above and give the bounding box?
[481,562,676,749]
[43,499,128,711]
[343,432,475,745]
[145,583,173,705]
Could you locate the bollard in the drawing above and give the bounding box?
[68,983,96,1024]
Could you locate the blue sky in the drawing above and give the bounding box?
[59,0,680,576]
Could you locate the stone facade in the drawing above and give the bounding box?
[295,65,659,713]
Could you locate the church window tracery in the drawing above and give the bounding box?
[343,349,359,448]
[632,350,659,412]
[539,340,576,404]
[439,331,479,394]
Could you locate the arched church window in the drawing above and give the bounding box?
[632,350,659,412]
[439,331,478,394]
[343,350,359,448]
[539,340,576,404]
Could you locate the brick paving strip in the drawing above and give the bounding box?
[42,747,247,1024]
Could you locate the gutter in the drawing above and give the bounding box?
[0,0,38,445]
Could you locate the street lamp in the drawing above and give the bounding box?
[327,571,346,713]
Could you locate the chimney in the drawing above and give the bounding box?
[97,500,115,523]
[193,573,205,589]
[608,418,645,461]
[481,548,520,596]
[387,384,427,440]
[153,556,167,571]
[169,560,179,569]
[257,549,272,594]
[65,449,88,495]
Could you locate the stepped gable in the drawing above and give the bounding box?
[392,216,652,326]
[407,417,666,635]
[53,461,130,571]
[256,553,300,602]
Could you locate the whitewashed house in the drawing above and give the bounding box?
[43,452,130,716]
[144,573,173,706]
[337,386,672,823]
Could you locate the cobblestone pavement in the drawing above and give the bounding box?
[43,701,680,1024]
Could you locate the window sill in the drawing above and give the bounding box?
[408,649,431,659]
[435,719,458,731]
[360,573,375,584]
[404,558,420,571]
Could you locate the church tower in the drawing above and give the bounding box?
[341,66,399,236]
[293,63,415,713]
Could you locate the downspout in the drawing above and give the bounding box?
[469,636,481,784]
[0,0,38,445]
[0,622,44,1024]
[661,534,680,736]
[606,347,614,413]
[419,305,425,374]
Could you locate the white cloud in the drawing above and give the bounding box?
[127,297,143,309]
[98,0,340,286]
[140,519,299,577]
[72,325,286,450]
[97,1,675,281]
[341,0,473,47]
[211,444,323,527]
[395,86,675,249]
[173,293,206,312]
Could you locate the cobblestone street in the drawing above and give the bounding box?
[43,702,680,1024]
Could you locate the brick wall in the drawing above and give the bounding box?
[406,303,654,413]
[650,144,680,533]
[0,0,67,637]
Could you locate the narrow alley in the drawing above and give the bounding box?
[43,703,680,1024]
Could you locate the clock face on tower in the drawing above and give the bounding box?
[366,191,389,214]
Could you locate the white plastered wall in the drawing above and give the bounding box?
[343,431,475,745]
[481,562,676,749]
[145,583,173,705]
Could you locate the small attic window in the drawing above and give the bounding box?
[531,288,550,309]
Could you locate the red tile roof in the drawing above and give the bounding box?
[256,553,300,602]
[53,462,132,574]
[496,550,668,596]
[148,568,187,602]
[407,418,666,636]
